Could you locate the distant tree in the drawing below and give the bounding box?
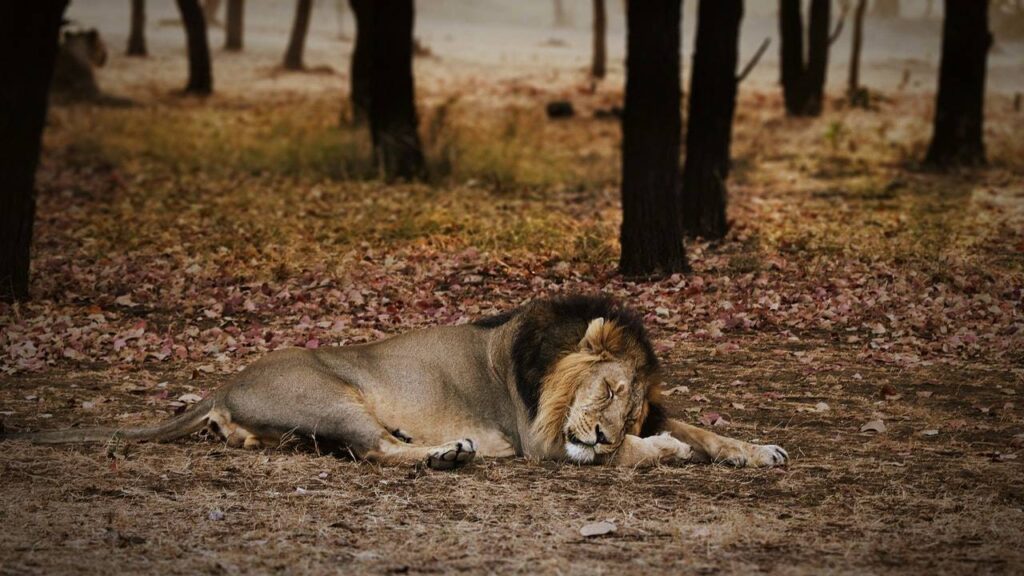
[592,0,607,79]
[554,0,570,27]
[619,0,687,276]
[283,0,313,70]
[177,0,212,95]
[204,0,222,26]
[779,0,831,116]
[925,0,991,166]
[348,0,371,125]
[872,0,899,18]
[0,0,69,301]
[848,0,868,104]
[127,0,147,56]
[349,0,424,179]
[224,0,243,51]
[681,0,743,240]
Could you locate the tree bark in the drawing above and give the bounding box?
[224,0,243,51]
[779,0,806,115]
[848,0,867,101]
[681,0,742,240]
[778,0,830,116]
[348,0,371,126]
[804,0,831,115]
[0,0,69,301]
[872,0,900,18]
[925,0,990,166]
[283,0,313,70]
[127,0,147,56]
[592,0,607,79]
[619,0,687,276]
[348,0,424,178]
[177,0,212,95]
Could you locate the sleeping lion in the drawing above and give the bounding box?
[5,296,788,469]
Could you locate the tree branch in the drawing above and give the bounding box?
[830,1,850,45]
[736,37,771,84]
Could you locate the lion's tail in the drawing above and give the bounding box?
[1,397,215,444]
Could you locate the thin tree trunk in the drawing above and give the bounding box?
[779,0,806,115]
[0,0,69,301]
[554,0,570,27]
[804,0,831,115]
[283,0,313,70]
[848,0,867,101]
[225,0,243,51]
[619,0,687,276]
[127,0,147,56]
[925,0,990,166]
[592,0,607,79]
[177,0,212,95]
[348,0,371,125]
[204,0,221,25]
[873,0,900,18]
[681,0,742,240]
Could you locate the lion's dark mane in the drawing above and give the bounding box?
[473,294,659,420]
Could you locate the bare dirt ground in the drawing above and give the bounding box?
[2,3,1024,574]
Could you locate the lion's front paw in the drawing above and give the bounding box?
[426,438,477,470]
[715,442,788,468]
[650,432,693,463]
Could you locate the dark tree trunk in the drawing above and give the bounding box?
[804,0,831,115]
[619,0,687,276]
[592,0,607,79]
[127,0,147,56]
[177,0,212,95]
[925,0,991,166]
[779,0,806,115]
[0,0,68,302]
[224,0,243,51]
[778,0,830,116]
[681,0,742,240]
[873,0,900,18]
[848,0,867,101]
[283,0,313,70]
[348,0,371,125]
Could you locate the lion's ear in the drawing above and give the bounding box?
[580,318,611,355]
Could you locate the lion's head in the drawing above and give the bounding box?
[63,28,108,68]
[518,314,657,465]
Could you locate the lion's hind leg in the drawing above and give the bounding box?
[368,436,478,470]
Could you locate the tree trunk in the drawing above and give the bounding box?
[848,0,867,101]
[177,0,212,95]
[554,0,570,27]
[348,0,371,126]
[592,0,607,79]
[619,0,687,276]
[349,0,424,179]
[681,0,742,240]
[0,0,68,302]
[803,0,831,115]
[925,0,990,166]
[127,0,147,56]
[873,0,900,18]
[779,0,806,115]
[283,0,313,70]
[224,0,243,51]
[204,0,221,25]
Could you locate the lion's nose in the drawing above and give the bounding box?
[595,424,610,445]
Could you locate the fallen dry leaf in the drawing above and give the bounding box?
[861,419,887,433]
[580,521,616,538]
